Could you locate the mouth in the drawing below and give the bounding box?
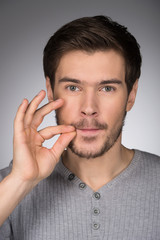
[76,128,103,136]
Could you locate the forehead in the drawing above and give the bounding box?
[55,50,126,84]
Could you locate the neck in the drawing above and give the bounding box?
[62,140,134,192]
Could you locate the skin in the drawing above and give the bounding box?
[0,49,138,226]
[0,91,76,226]
[46,49,138,191]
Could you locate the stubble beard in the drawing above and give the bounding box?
[56,111,127,159]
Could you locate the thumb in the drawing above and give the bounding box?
[50,131,76,163]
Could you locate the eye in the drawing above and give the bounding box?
[101,86,115,92]
[67,85,80,92]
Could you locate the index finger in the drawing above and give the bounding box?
[23,90,63,128]
[29,98,64,129]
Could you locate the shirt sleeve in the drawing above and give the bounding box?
[0,218,13,240]
[0,163,13,239]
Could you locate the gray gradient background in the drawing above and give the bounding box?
[0,0,160,169]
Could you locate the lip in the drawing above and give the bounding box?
[77,128,102,136]
[79,128,99,131]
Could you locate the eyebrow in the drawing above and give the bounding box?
[58,77,122,85]
[58,78,81,84]
[99,80,122,85]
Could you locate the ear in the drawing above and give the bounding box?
[46,77,54,102]
[126,79,139,112]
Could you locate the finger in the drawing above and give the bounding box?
[24,90,46,127]
[50,131,76,162]
[14,98,29,135]
[30,99,64,129]
[39,125,75,140]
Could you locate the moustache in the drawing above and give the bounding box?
[70,119,108,130]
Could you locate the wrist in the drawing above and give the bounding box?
[0,172,37,226]
[8,172,38,196]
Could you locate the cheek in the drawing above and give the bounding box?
[101,98,127,125]
[56,98,79,124]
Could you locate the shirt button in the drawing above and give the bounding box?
[79,182,86,190]
[93,192,101,200]
[92,222,100,230]
[93,208,100,215]
[68,173,75,181]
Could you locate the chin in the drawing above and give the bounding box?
[68,138,112,159]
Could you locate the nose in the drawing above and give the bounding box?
[81,90,98,117]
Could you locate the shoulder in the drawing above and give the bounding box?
[134,149,160,177]
[136,149,160,164]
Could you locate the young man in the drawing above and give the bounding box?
[0,15,160,239]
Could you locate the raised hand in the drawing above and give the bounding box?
[12,90,76,185]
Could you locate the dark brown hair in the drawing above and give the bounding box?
[43,15,142,94]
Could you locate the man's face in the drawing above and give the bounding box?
[53,50,130,159]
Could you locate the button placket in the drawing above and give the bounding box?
[92,222,100,230]
[93,192,101,200]
[93,207,100,216]
[91,192,101,235]
[79,182,86,190]
[68,173,75,181]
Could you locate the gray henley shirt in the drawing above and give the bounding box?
[0,149,160,239]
